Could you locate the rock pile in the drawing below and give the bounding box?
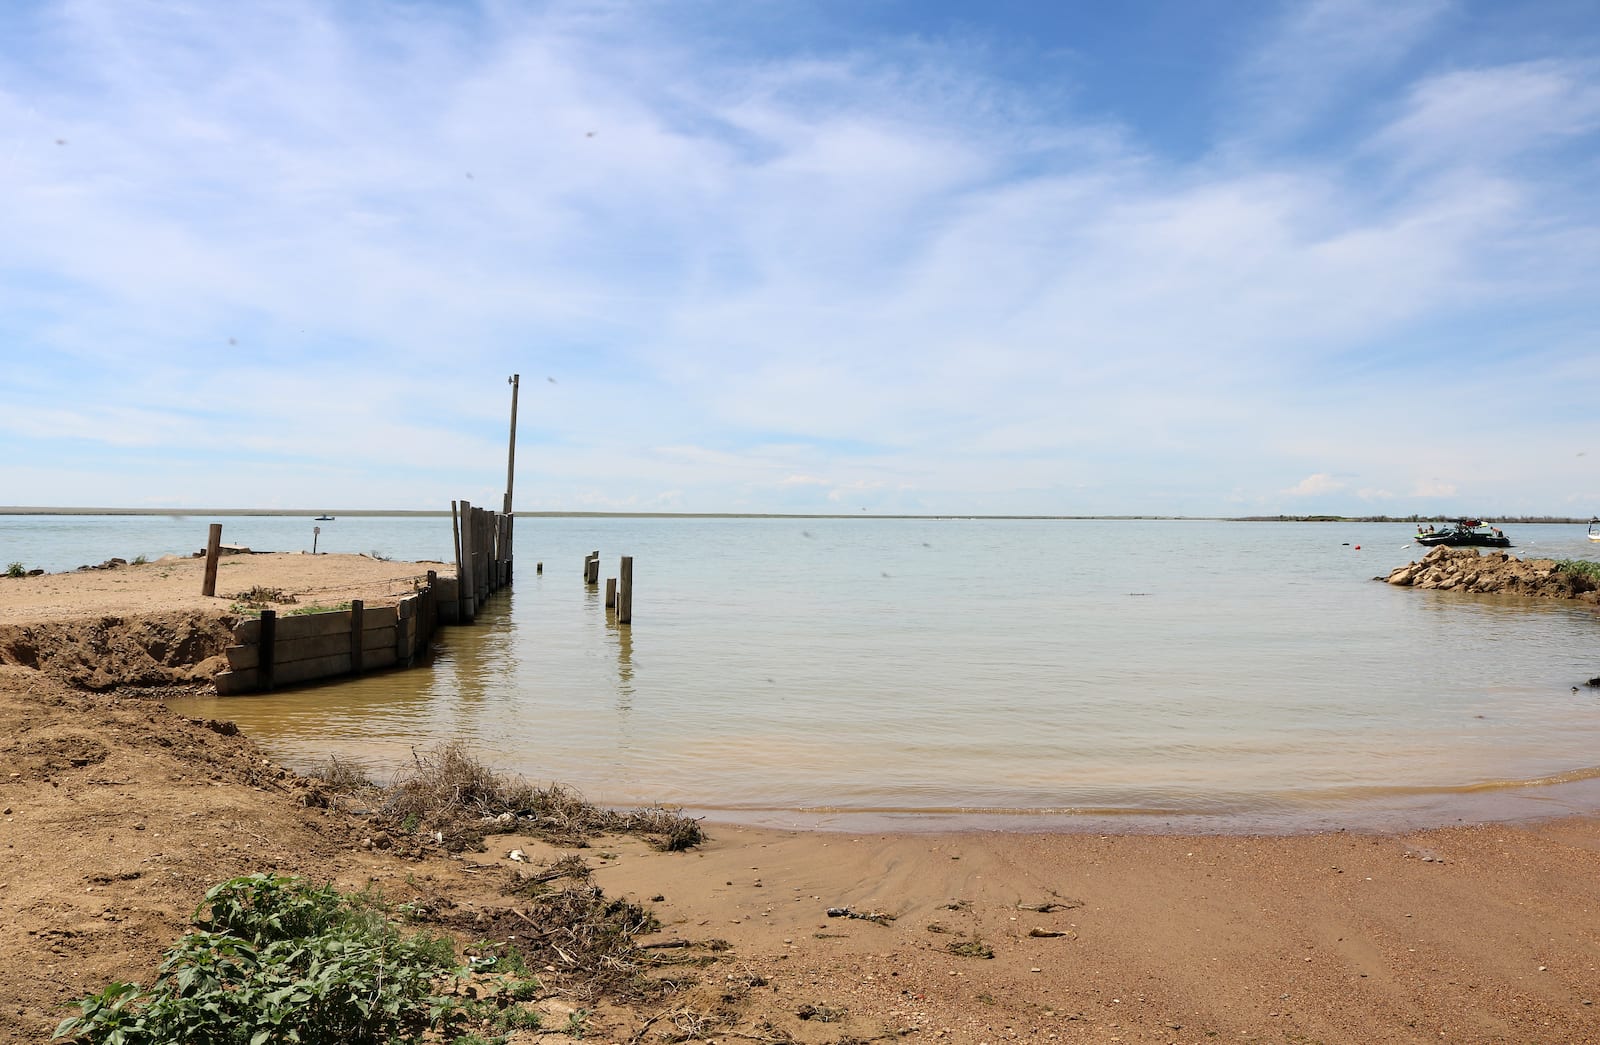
[1383,546,1600,604]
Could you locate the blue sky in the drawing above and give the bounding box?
[2,0,1597,516]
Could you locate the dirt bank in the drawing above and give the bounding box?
[1384,545,1600,603]
[4,558,1600,1043]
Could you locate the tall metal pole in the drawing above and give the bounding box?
[504,374,520,573]
[504,374,519,514]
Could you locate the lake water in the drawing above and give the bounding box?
[8,513,1600,832]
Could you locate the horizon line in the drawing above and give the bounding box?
[2,507,1595,524]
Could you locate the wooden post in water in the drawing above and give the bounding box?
[617,556,633,624]
[259,609,277,691]
[451,500,462,580]
[349,600,365,674]
[397,598,415,667]
[424,570,438,649]
[605,577,617,609]
[584,551,599,585]
[201,523,223,596]
[458,500,476,622]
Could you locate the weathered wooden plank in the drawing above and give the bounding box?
[361,625,396,652]
[364,647,398,670]
[233,611,351,643]
[364,605,398,629]
[274,610,356,642]
[214,668,257,695]
[271,651,352,687]
[273,633,359,666]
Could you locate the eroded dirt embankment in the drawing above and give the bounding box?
[1383,545,1600,603]
[0,611,234,690]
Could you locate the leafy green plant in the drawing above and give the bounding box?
[53,874,457,1045]
[131,554,148,566]
[5,562,24,578]
[1554,559,1600,581]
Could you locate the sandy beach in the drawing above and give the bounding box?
[2,557,1598,1043]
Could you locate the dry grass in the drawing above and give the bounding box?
[315,754,376,792]
[378,741,705,852]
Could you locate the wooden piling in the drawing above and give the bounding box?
[397,598,415,667]
[617,556,633,624]
[349,599,365,674]
[259,609,277,690]
[458,500,476,622]
[201,523,223,596]
[605,577,617,608]
[424,570,438,649]
[450,500,461,578]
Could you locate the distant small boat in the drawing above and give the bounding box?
[1414,519,1510,548]
[315,515,335,521]
[1588,518,1599,542]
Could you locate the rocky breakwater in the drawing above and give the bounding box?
[1383,546,1600,604]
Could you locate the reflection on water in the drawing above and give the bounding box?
[165,518,1600,831]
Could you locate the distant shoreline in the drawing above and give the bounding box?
[1,506,1593,524]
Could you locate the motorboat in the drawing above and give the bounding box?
[1588,517,1599,542]
[1414,520,1511,548]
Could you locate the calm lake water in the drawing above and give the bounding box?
[9,513,1600,832]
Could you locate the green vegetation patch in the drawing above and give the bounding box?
[1553,559,1600,582]
[287,601,353,616]
[54,874,457,1045]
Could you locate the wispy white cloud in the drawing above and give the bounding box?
[1227,0,1450,145]
[1373,60,1600,171]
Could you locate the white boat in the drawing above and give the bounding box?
[1589,517,1599,542]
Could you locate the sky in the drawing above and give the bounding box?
[2,0,1598,517]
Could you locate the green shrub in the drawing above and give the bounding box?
[1554,559,1600,582]
[5,562,24,578]
[53,874,457,1045]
